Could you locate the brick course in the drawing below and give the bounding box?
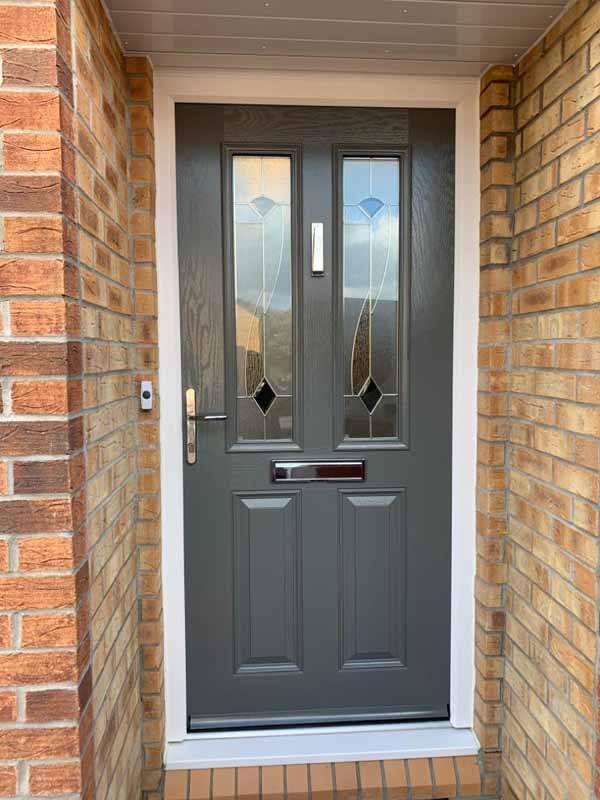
[477,63,515,798]
[165,758,484,800]
[0,2,89,796]
[126,56,163,798]
[480,1,600,797]
[0,0,159,797]
[1,0,599,797]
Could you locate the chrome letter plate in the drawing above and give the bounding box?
[272,460,365,482]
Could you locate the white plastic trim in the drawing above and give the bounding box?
[166,723,479,770]
[154,67,480,764]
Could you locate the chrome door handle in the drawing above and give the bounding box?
[185,388,227,465]
[186,388,197,465]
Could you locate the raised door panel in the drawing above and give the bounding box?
[340,491,406,669]
[233,492,302,673]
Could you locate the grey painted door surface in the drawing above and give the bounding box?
[176,105,455,731]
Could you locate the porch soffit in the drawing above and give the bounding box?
[106,0,569,77]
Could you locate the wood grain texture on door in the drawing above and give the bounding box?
[176,104,455,731]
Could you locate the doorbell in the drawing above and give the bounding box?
[140,380,153,411]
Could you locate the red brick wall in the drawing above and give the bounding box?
[127,58,163,799]
[480,1,600,797]
[0,0,160,797]
[0,2,88,796]
[73,0,142,795]
[2,0,600,797]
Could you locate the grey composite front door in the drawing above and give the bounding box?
[176,104,455,731]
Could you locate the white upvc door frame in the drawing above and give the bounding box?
[155,67,481,769]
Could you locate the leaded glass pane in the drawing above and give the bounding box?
[233,155,293,441]
[343,157,400,440]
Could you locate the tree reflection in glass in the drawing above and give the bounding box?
[343,157,400,440]
[233,156,293,441]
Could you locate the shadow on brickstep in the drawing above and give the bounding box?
[164,755,495,799]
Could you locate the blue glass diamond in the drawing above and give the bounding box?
[251,195,276,217]
[359,197,384,218]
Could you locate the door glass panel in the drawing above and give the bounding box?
[343,157,400,440]
[233,155,293,441]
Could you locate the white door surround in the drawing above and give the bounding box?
[154,67,480,769]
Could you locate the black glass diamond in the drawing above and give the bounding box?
[359,377,383,414]
[253,378,276,415]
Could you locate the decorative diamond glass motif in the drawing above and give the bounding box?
[359,377,383,414]
[342,157,401,440]
[359,197,384,218]
[232,155,293,441]
[254,377,276,415]
[251,195,277,217]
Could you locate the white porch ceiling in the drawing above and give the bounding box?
[108,0,570,76]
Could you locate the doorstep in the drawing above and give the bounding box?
[164,756,492,799]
